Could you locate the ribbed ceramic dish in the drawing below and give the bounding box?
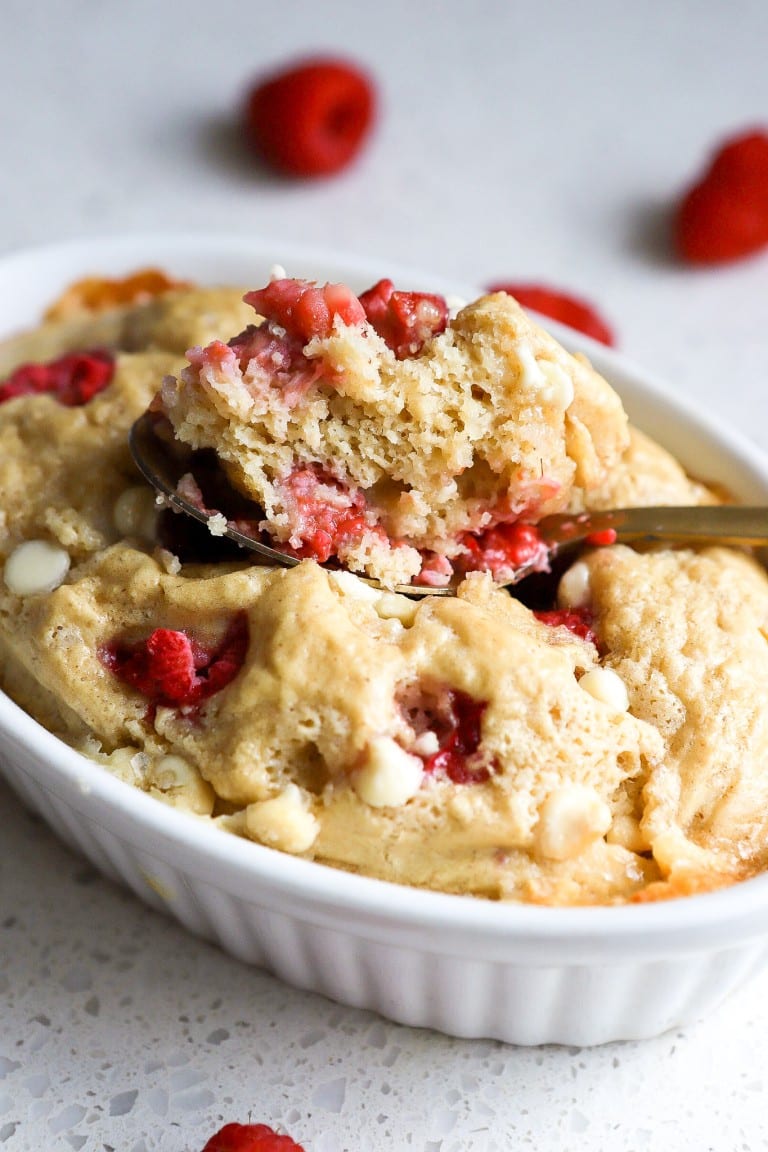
[2,235,768,1047]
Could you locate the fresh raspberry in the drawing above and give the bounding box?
[534,608,597,646]
[708,130,768,192]
[422,690,491,785]
[675,179,768,263]
[358,279,449,358]
[0,349,115,406]
[675,128,768,263]
[102,613,248,709]
[487,283,614,346]
[244,279,366,343]
[201,1121,306,1152]
[243,57,376,178]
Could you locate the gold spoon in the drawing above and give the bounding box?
[130,411,768,597]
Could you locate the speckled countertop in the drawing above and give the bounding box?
[2,1,768,1149]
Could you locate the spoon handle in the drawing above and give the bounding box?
[538,504,768,552]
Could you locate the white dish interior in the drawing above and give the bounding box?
[2,233,768,1046]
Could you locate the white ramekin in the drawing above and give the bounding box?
[2,234,768,1047]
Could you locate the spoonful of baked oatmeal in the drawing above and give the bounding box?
[129,276,768,594]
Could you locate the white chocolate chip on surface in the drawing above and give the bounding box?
[353,737,424,808]
[536,784,612,861]
[578,667,630,712]
[113,486,158,540]
[246,783,319,853]
[557,560,592,609]
[268,263,287,282]
[4,540,70,595]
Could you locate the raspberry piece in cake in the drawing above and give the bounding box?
[245,278,366,342]
[358,278,449,358]
[420,690,491,785]
[456,522,549,582]
[159,279,628,587]
[534,607,598,646]
[271,463,388,564]
[400,683,491,785]
[102,612,248,709]
[0,349,115,406]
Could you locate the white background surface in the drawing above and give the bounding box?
[1,1,768,1149]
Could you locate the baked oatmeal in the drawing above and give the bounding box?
[0,271,764,906]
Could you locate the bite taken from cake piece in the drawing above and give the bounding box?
[158,277,629,588]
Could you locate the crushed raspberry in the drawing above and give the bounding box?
[0,349,115,407]
[675,128,768,263]
[415,552,453,587]
[487,283,615,346]
[244,279,366,344]
[401,687,491,785]
[227,323,325,406]
[243,56,376,178]
[358,279,449,358]
[274,464,384,562]
[458,522,549,582]
[534,608,597,646]
[101,612,248,710]
[423,691,490,785]
[202,1122,306,1152]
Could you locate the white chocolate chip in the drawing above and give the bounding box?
[155,754,197,790]
[539,360,574,408]
[353,737,424,808]
[4,540,70,596]
[557,560,592,609]
[578,667,630,712]
[113,486,157,540]
[536,784,612,861]
[375,592,418,625]
[246,783,319,853]
[411,731,440,757]
[150,754,215,816]
[268,263,287,282]
[516,343,546,391]
[328,569,381,602]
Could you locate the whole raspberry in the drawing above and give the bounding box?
[487,283,614,346]
[201,1122,306,1152]
[243,57,376,178]
[675,127,768,263]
